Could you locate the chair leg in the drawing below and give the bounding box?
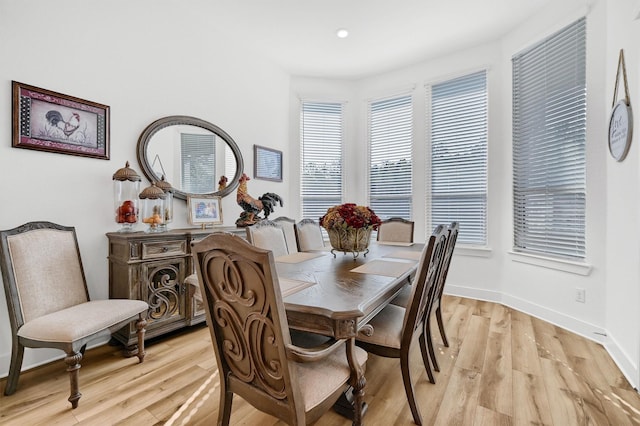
[218,389,233,426]
[426,320,440,373]
[418,333,435,385]
[135,316,147,363]
[400,352,423,425]
[65,351,83,409]
[436,305,449,347]
[4,342,25,395]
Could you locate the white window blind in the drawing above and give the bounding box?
[300,101,344,220]
[368,94,413,219]
[181,133,215,194]
[512,18,586,260]
[430,70,488,245]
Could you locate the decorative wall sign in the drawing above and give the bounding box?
[608,50,633,162]
[12,81,110,160]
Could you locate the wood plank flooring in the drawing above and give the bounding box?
[2,295,640,425]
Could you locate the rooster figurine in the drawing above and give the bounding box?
[235,173,283,227]
[45,110,80,138]
[218,175,228,191]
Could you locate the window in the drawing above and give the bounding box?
[512,18,586,260]
[300,101,344,220]
[181,133,215,194]
[368,94,413,219]
[429,70,488,245]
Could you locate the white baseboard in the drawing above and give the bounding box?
[445,284,639,389]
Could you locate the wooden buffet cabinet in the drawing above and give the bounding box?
[106,226,245,352]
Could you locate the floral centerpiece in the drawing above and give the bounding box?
[320,203,382,258]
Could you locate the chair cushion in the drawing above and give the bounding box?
[18,299,148,343]
[356,304,406,349]
[185,273,202,302]
[297,225,324,251]
[294,344,367,411]
[251,226,289,257]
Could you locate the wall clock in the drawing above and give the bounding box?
[609,49,633,162]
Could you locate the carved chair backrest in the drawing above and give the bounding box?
[377,217,415,243]
[0,222,89,329]
[246,220,289,257]
[401,224,447,344]
[191,233,302,416]
[434,222,459,302]
[273,216,299,253]
[294,219,325,251]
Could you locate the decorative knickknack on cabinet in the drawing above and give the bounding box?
[107,227,245,352]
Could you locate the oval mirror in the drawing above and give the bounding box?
[137,116,244,200]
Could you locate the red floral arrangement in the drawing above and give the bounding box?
[320,203,382,231]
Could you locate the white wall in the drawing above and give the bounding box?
[290,0,640,388]
[0,0,292,375]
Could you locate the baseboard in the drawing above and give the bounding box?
[446,284,638,389]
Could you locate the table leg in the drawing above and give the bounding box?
[347,337,366,425]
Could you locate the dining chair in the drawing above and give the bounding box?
[191,232,368,425]
[245,219,289,257]
[273,216,299,253]
[0,221,148,408]
[355,224,447,425]
[294,218,326,251]
[376,217,415,243]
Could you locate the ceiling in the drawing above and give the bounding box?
[211,0,556,79]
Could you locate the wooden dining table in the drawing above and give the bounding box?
[274,242,425,425]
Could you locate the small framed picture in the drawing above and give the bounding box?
[12,81,110,160]
[254,144,283,182]
[188,196,223,226]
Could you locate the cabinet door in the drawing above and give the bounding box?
[141,257,187,331]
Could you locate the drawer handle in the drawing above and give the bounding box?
[161,247,169,252]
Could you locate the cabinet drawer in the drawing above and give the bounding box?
[141,240,187,259]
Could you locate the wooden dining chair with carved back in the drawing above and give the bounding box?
[273,216,299,253]
[294,218,326,252]
[191,232,368,425]
[0,221,148,409]
[245,219,290,257]
[355,224,448,425]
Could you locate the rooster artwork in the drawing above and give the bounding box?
[45,110,80,138]
[235,173,283,227]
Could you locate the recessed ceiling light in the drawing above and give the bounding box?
[336,28,349,38]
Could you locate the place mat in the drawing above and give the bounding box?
[275,252,324,263]
[350,259,415,278]
[279,278,316,297]
[384,250,422,261]
[376,241,415,247]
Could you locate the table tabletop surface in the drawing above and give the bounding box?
[276,242,424,334]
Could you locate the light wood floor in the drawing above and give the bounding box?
[2,295,640,425]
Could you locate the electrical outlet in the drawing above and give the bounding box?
[575,288,586,303]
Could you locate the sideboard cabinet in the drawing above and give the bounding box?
[106,226,245,352]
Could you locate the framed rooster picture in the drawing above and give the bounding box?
[12,81,110,160]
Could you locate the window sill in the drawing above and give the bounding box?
[508,251,592,276]
[455,245,492,258]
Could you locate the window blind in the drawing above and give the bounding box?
[181,133,215,194]
[368,94,413,219]
[300,101,344,220]
[430,70,488,245]
[512,17,586,260]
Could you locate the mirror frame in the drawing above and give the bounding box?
[136,115,244,200]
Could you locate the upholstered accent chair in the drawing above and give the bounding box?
[246,219,289,257]
[191,232,368,425]
[273,216,299,253]
[356,225,447,425]
[0,221,148,408]
[377,217,415,243]
[294,219,325,251]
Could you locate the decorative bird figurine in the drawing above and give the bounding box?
[218,175,228,191]
[235,173,283,227]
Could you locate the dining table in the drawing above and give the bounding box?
[273,241,425,425]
